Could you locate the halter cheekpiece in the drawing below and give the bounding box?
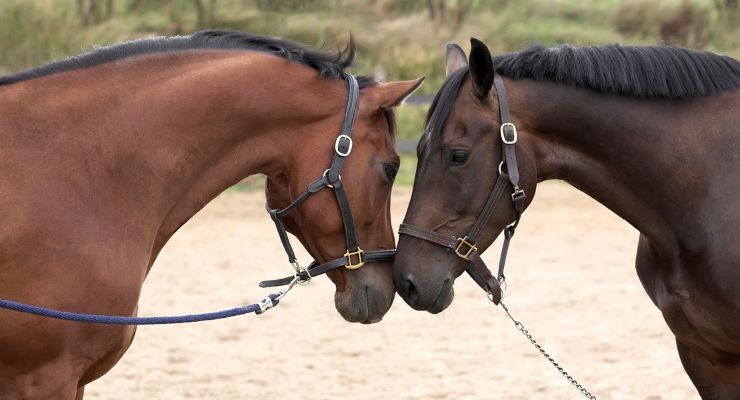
[260,72,395,288]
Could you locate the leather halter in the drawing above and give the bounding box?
[398,72,526,304]
[260,73,395,288]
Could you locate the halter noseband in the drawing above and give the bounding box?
[398,72,526,304]
[259,73,395,288]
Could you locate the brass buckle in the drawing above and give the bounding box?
[344,247,365,269]
[454,236,477,260]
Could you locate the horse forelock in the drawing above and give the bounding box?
[422,68,469,150]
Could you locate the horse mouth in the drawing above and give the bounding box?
[427,278,454,314]
[396,269,455,313]
[334,285,393,324]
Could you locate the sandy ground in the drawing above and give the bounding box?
[85,182,698,399]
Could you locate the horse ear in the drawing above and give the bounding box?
[445,43,468,77]
[469,38,494,98]
[370,76,425,108]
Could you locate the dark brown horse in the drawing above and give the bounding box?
[0,31,422,399]
[394,39,739,399]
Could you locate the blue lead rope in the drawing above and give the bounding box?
[0,293,281,325]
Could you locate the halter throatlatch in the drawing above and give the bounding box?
[398,72,526,304]
[260,73,395,288]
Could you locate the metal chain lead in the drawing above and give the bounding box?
[498,301,597,399]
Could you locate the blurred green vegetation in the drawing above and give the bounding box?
[1,0,737,186]
[2,0,738,90]
[394,104,425,185]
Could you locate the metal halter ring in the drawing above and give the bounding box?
[500,122,518,144]
[498,161,505,176]
[296,267,312,286]
[486,276,506,303]
[334,134,353,157]
[322,169,341,188]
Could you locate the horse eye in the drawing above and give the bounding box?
[451,150,470,165]
[384,164,399,180]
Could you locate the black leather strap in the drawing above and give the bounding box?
[326,74,359,183]
[466,174,509,242]
[467,251,502,304]
[333,180,360,252]
[268,208,299,264]
[259,249,396,288]
[497,226,515,280]
[495,73,521,189]
[271,180,321,219]
[398,223,458,249]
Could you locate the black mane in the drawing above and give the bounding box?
[423,44,739,146]
[0,30,395,135]
[0,30,361,85]
[492,44,740,98]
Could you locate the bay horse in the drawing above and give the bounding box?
[0,30,422,399]
[393,38,739,399]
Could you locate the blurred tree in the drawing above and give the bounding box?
[128,0,145,13]
[659,0,706,47]
[77,0,115,26]
[713,0,739,29]
[426,0,470,33]
[715,0,738,10]
[195,0,218,28]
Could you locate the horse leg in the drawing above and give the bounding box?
[676,340,740,400]
[0,361,81,400]
[0,314,136,400]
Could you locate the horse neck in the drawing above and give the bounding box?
[512,79,729,247]
[10,51,345,262]
[135,53,346,260]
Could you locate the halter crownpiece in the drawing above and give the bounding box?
[398,71,526,304]
[260,73,395,288]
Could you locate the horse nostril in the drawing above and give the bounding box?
[402,275,419,303]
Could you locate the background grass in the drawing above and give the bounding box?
[1,0,737,187]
